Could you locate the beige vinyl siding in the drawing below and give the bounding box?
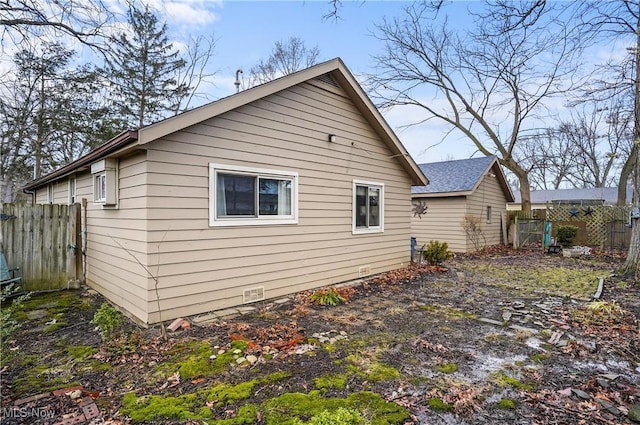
[35,187,48,203]
[81,151,150,323]
[143,78,413,323]
[33,180,67,204]
[466,173,508,247]
[411,196,468,252]
[411,172,509,254]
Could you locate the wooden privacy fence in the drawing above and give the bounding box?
[509,205,632,250]
[1,203,82,291]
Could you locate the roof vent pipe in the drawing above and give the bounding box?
[235,69,243,93]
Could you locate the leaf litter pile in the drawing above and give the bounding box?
[1,247,639,424]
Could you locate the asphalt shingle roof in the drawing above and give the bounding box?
[512,187,632,204]
[412,156,497,195]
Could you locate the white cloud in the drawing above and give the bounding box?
[163,1,221,26]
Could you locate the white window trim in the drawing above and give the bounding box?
[68,176,76,204]
[94,173,106,203]
[209,163,299,227]
[91,158,118,206]
[47,184,54,204]
[352,179,384,235]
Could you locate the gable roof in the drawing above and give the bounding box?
[412,155,514,201]
[24,57,426,191]
[511,186,632,205]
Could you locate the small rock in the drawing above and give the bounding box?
[479,317,504,326]
[596,399,621,416]
[148,361,157,367]
[558,387,572,396]
[502,312,512,322]
[512,301,525,309]
[67,389,82,399]
[233,349,242,354]
[628,405,640,423]
[209,355,217,360]
[340,331,347,336]
[235,357,246,364]
[596,378,609,388]
[218,349,226,355]
[571,389,591,400]
[246,355,258,365]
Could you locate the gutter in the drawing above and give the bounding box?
[22,130,138,192]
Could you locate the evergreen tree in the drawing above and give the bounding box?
[104,3,189,128]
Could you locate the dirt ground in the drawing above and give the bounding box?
[1,246,639,425]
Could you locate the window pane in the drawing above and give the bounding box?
[355,185,367,228]
[217,173,256,216]
[259,178,291,215]
[369,187,380,227]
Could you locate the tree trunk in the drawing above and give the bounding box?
[517,172,532,212]
[622,8,640,278]
[617,145,634,206]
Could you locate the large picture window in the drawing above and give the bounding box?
[210,164,298,226]
[353,180,384,234]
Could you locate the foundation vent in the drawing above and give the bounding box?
[358,265,371,278]
[243,287,265,303]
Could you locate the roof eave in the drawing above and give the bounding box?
[23,130,138,191]
[136,58,428,187]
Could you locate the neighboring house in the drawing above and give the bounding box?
[507,186,633,211]
[411,156,514,253]
[23,58,427,325]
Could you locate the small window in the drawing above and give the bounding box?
[91,158,117,206]
[486,205,492,224]
[47,184,54,204]
[353,180,384,234]
[94,173,107,203]
[209,164,298,226]
[68,176,76,204]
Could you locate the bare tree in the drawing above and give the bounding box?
[0,0,114,53]
[577,1,640,275]
[173,34,218,114]
[248,37,320,87]
[517,129,580,190]
[0,41,119,200]
[524,102,632,190]
[368,1,592,211]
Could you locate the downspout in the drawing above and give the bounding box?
[81,198,88,285]
[22,188,36,204]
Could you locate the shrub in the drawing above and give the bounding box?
[422,240,453,265]
[555,225,578,247]
[0,284,30,342]
[309,288,346,306]
[91,302,123,341]
[462,214,486,251]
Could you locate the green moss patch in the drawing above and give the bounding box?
[459,264,606,299]
[427,397,453,412]
[529,353,549,363]
[492,372,533,391]
[419,304,478,320]
[314,373,348,391]
[434,362,458,373]
[497,398,516,409]
[122,373,288,423]
[263,390,410,425]
[155,340,248,380]
[14,365,79,397]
